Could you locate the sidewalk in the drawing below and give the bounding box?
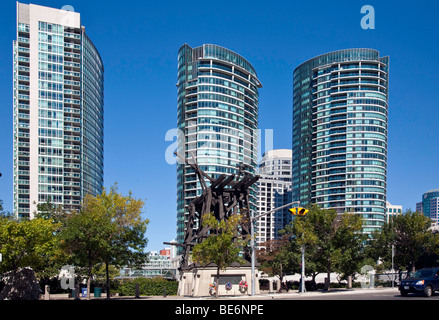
[195,287,399,300]
[58,287,398,300]
[229,287,399,300]
[44,286,399,300]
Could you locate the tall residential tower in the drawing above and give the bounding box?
[13,3,104,218]
[292,49,389,234]
[176,44,261,249]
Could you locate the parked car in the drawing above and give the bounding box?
[399,268,439,297]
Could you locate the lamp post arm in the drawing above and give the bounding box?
[252,201,301,221]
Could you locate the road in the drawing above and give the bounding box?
[270,288,439,300]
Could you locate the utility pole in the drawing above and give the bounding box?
[301,233,305,293]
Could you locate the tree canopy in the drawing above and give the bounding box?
[0,216,65,277]
[60,184,149,299]
[366,210,439,273]
[192,212,249,297]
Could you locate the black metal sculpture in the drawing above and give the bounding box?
[166,151,259,271]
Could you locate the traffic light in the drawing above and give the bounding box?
[289,207,309,216]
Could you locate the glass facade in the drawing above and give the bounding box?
[13,21,32,218]
[13,3,104,218]
[256,149,293,247]
[417,189,439,224]
[292,49,389,235]
[176,44,261,251]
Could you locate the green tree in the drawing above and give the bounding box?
[367,210,439,273]
[282,206,320,288]
[87,184,149,299]
[332,212,367,282]
[256,236,296,278]
[93,263,120,291]
[192,213,249,298]
[59,184,149,299]
[35,199,67,226]
[285,204,365,291]
[0,217,65,277]
[60,195,115,299]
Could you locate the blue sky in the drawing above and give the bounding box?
[0,0,438,251]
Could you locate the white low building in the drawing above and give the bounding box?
[385,201,402,223]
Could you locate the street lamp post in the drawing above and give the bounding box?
[250,201,300,296]
[301,233,305,293]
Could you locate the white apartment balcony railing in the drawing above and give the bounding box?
[64,98,81,105]
[64,80,81,86]
[64,71,81,78]
[18,56,30,63]
[18,75,30,82]
[64,191,81,196]
[64,107,81,114]
[64,32,81,39]
[18,47,30,53]
[17,37,30,43]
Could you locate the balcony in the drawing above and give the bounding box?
[64,163,80,169]
[18,47,30,54]
[64,107,81,114]
[64,43,81,50]
[64,98,81,105]
[18,75,30,82]
[18,56,30,63]
[64,191,81,196]
[17,113,30,120]
[64,126,81,134]
[64,32,81,40]
[17,37,30,44]
[64,136,80,142]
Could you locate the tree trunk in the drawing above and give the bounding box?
[279,264,283,292]
[216,267,220,299]
[75,280,81,300]
[106,262,110,299]
[87,276,91,300]
[311,273,318,290]
[87,254,92,300]
[326,261,331,292]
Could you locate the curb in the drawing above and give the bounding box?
[217,287,399,299]
[43,287,400,300]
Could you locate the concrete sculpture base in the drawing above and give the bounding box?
[178,266,259,297]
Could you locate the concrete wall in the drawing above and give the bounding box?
[178,267,260,297]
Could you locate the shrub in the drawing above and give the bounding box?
[115,277,178,296]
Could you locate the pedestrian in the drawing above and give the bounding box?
[282,273,288,292]
[278,277,282,293]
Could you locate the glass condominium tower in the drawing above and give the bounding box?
[292,49,389,234]
[176,44,261,250]
[416,189,439,225]
[13,3,104,218]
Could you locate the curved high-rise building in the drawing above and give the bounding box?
[292,49,389,234]
[13,3,104,218]
[416,189,439,225]
[176,44,262,249]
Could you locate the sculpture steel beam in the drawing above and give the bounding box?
[170,151,260,271]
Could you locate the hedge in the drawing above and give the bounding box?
[115,277,178,296]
